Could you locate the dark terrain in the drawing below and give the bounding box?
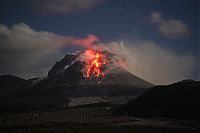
[117,80,200,120]
[1,104,200,133]
[0,51,200,133]
[0,78,200,133]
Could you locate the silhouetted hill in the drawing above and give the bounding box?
[117,80,200,120]
[0,75,32,98]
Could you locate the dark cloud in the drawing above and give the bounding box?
[0,23,196,84]
[150,12,191,38]
[34,0,105,14]
[0,0,105,14]
[0,23,99,78]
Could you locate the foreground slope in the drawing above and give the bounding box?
[118,80,200,120]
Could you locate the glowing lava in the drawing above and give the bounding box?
[85,49,106,83]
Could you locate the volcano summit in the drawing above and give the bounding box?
[26,49,153,97]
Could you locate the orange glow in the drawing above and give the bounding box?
[85,50,105,83]
[82,49,128,83]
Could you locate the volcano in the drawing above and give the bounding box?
[0,49,152,113]
[27,49,153,97]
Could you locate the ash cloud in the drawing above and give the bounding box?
[35,0,104,14]
[0,0,105,15]
[63,35,99,48]
[0,23,197,84]
[0,23,98,78]
[150,12,191,38]
[108,41,196,84]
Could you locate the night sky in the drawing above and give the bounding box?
[0,0,199,84]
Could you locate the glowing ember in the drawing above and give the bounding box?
[84,49,106,83]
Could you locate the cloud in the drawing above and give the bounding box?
[62,34,99,48]
[108,41,196,84]
[150,12,191,38]
[0,23,99,78]
[35,0,104,14]
[0,0,105,14]
[0,23,196,84]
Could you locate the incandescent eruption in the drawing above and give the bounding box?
[79,48,133,84]
[83,49,107,83]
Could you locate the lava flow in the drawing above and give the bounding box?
[84,49,106,83]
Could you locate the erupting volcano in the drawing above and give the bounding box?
[28,48,154,97]
[84,49,106,83]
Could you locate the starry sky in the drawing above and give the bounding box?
[0,0,199,84]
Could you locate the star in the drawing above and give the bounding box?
[41,12,46,17]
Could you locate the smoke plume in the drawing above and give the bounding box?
[107,41,196,84]
[0,23,196,84]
